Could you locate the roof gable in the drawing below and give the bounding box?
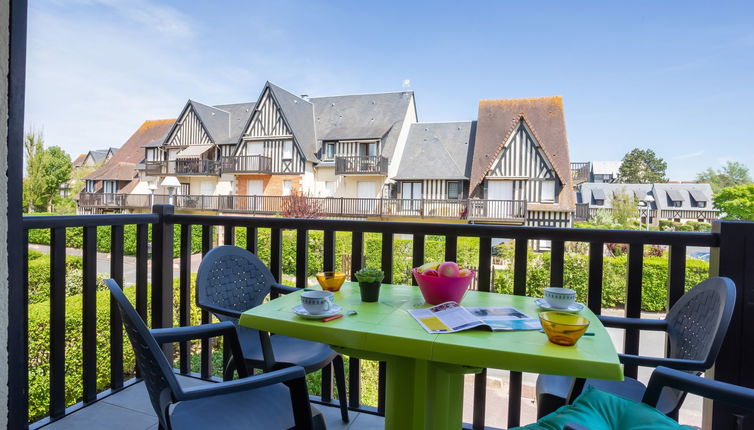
[164,101,215,146]
[487,121,556,180]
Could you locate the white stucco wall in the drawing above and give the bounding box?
[0,0,10,425]
[386,94,417,179]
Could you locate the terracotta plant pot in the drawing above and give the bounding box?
[359,281,381,302]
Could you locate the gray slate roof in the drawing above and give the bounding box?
[393,121,475,180]
[88,149,112,164]
[652,183,714,210]
[212,102,256,144]
[577,183,654,209]
[310,91,414,160]
[577,182,715,211]
[267,82,317,160]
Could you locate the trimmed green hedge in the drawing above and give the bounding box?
[28,280,203,421]
[27,224,206,257]
[493,251,709,312]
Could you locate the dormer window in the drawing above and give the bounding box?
[595,199,605,206]
[689,189,708,209]
[697,201,706,208]
[324,142,336,160]
[85,180,96,193]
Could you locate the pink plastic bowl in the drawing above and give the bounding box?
[412,268,475,305]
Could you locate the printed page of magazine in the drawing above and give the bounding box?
[407,301,484,334]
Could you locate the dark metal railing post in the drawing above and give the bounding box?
[706,221,754,429]
[151,204,175,360]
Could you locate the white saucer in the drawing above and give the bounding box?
[292,304,343,320]
[535,298,584,313]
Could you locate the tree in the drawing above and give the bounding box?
[22,130,73,212]
[618,149,668,184]
[611,189,639,226]
[280,190,323,218]
[713,184,754,220]
[696,161,752,194]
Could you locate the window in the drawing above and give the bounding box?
[673,201,682,208]
[200,181,214,196]
[595,199,605,206]
[282,141,293,160]
[697,201,706,208]
[103,180,118,194]
[180,183,190,195]
[247,142,264,156]
[85,180,96,193]
[324,181,336,197]
[282,180,292,196]
[324,142,336,160]
[541,180,556,202]
[447,181,460,200]
[359,142,378,157]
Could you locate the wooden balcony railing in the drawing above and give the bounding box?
[571,162,591,184]
[335,155,388,175]
[17,209,754,428]
[79,194,529,221]
[142,160,222,176]
[220,155,273,173]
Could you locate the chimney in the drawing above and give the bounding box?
[300,94,309,100]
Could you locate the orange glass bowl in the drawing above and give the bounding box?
[539,312,590,346]
[315,271,347,292]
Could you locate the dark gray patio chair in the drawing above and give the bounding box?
[196,245,349,422]
[105,279,325,430]
[536,276,736,418]
[542,366,754,430]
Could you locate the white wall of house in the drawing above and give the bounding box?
[386,94,417,179]
[0,0,10,423]
[300,162,317,195]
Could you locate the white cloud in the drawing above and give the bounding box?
[675,150,704,159]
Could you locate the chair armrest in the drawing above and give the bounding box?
[643,366,754,411]
[271,283,300,295]
[618,354,708,371]
[198,302,244,320]
[564,424,591,430]
[152,321,249,378]
[598,315,668,331]
[151,321,236,344]
[178,366,307,401]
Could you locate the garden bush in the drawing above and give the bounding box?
[493,251,708,312]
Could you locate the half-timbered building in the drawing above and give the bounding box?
[469,97,575,231]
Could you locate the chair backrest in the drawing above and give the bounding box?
[666,276,736,366]
[196,245,277,323]
[105,279,184,429]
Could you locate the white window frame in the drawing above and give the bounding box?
[103,180,117,194]
[541,180,556,202]
[85,180,96,193]
[324,142,336,160]
[324,181,336,197]
[282,141,293,160]
[447,181,461,200]
[282,180,292,196]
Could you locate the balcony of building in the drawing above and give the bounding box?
[334,156,389,175]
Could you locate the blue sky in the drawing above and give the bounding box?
[25,0,754,180]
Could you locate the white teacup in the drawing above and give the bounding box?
[301,290,335,315]
[544,287,576,309]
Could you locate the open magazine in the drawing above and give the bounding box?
[408,301,541,334]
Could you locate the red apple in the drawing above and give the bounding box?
[423,269,439,277]
[438,261,460,277]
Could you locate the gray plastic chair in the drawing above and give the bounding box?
[104,279,324,430]
[560,366,754,430]
[196,245,349,422]
[536,276,736,418]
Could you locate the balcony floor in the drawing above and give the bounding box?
[42,375,382,430]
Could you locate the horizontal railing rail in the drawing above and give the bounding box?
[220,155,273,173]
[334,155,388,175]
[78,194,528,221]
[22,207,745,429]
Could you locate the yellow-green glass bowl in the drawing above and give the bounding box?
[315,271,346,292]
[539,311,590,346]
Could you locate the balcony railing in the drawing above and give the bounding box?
[79,194,529,221]
[220,155,273,173]
[335,155,389,175]
[16,208,754,429]
[571,161,591,184]
[142,160,222,176]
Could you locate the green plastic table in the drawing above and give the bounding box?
[240,283,623,429]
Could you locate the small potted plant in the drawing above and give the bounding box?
[355,267,385,302]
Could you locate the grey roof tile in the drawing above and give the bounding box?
[310,91,414,160]
[393,121,475,180]
[267,82,317,160]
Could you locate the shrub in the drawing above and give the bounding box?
[493,252,709,312]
